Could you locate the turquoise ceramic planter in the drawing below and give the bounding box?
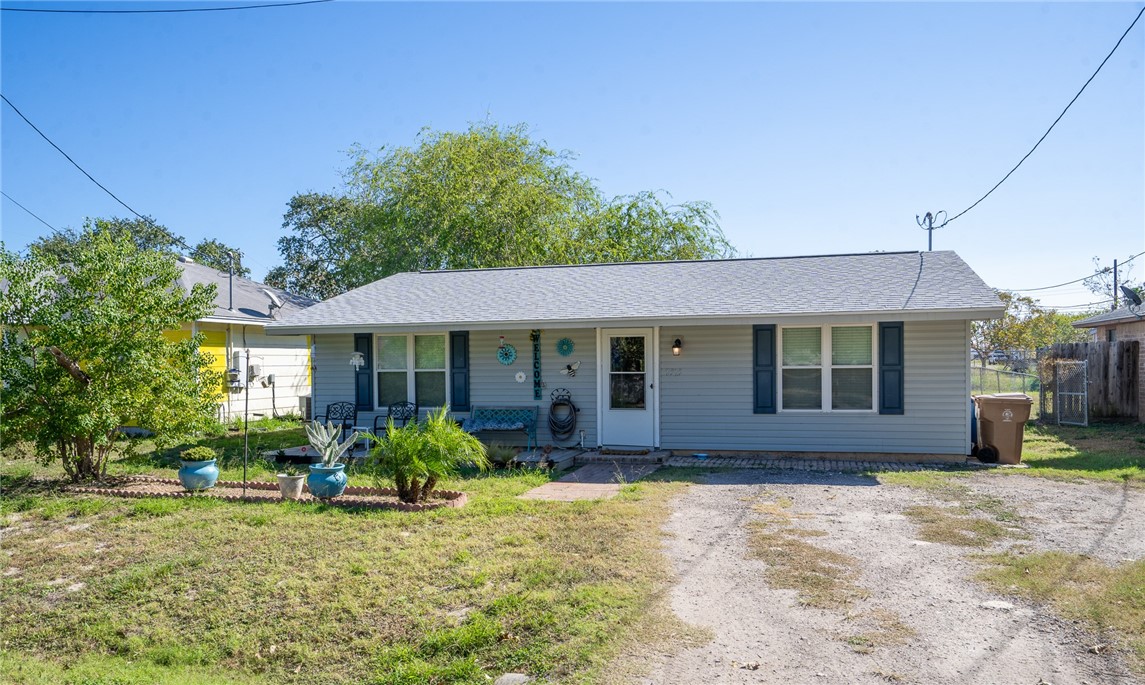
[307,463,347,499]
[178,459,219,491]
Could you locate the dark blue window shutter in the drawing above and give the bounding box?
[354,333,372,410]
[450,331,470,412]
[879,322,904,415]
[753,325,777,414]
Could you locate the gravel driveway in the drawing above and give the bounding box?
[634,470,1144,685]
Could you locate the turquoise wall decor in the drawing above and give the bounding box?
[497,343,517,365]
[556,337,574,356]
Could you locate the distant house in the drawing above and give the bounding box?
[267,251,1002,459]
[170,258,316,422]
[1072,306,1145,422]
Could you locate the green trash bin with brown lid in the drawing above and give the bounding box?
[973,393,1034,465]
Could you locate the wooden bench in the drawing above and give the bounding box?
[461,406,539,452]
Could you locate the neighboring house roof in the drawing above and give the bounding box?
[177,259,315,325]
[1071,306,1145,328]
[267,250,1001,334]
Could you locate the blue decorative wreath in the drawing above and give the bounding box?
[497,343,517,365]
[556,337,575,357]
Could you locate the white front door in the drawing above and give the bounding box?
[600,328,656,448]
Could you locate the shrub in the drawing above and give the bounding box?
[369,407,490,503]
[180,446,217,462]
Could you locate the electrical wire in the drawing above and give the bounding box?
[939,5,1145,228]
[1004,250,1145,291]
[1,190,58,232]
[1,0,332,14]
[0,93,175,237]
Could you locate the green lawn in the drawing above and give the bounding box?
[0,429,689,685]
[1018,422,1145,483]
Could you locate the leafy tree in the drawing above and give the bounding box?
[1083,256,1141,308]
[1,229,222,482]
[189,238,251,278]
[972,292,1094,368]
[27,217,250,277]
[264,193,360,300]
[271,122,734,299]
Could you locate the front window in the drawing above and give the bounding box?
[376,334,447,408]
[780,325,875,411]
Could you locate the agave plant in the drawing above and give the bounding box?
[304,420,359,467]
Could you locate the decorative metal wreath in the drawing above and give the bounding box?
[497,343,517,366]
[556,337,575,356]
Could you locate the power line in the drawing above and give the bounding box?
[1005,250,1145,292]
[923,4,1145,232]
[1,93,165,231]
[1,0,332,14]
[1,190,58,232]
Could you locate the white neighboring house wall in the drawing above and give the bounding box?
[200,322,312,422]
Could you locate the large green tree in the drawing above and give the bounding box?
[972,291,1093,368]
[1,229,222,482]
[269,123,734,299]
[28,217,251,277]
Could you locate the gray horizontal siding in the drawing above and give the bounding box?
[468,329,596,447]
[659,321,970,455]
[310,330,597,445]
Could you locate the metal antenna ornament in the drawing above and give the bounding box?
[916,210,947,252]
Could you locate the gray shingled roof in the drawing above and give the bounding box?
[267,250,1001,332]
[1072,306,1145,328]
[177,259,315,325]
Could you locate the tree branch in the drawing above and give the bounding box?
[48,346,91,386]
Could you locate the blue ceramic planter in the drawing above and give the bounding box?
[178,459,219,491]
[307,463,347,499]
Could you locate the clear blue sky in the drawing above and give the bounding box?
[3,1,1142,309]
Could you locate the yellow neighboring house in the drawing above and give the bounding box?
[168,257,316,422]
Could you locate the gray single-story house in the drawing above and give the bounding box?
[266,250,1003,458]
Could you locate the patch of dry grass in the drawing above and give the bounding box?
[978,551,1145,674]
[841,608,915,654]
[747,496,868,610]
[903,505,1014,547]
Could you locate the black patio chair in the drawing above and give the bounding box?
[315,401,357,440]
[374,401,418,433]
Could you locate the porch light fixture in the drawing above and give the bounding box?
[349,351,365,371]
[672,338,683,356]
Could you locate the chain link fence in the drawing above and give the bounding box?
[1038,359,1089,426]
[970,366,1040,419]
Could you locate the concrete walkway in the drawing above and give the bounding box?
[518,462,660,501]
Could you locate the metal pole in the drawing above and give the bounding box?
[242,326,249,498]
[1113,259,1119,310]
[228,251,235,312]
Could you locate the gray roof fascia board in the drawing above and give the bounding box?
[1071,307,1144,327]
[265,306,1003,336]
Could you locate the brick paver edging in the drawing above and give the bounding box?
[67,476,467,512]
[663,457,966,473]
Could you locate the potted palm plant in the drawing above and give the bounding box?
[370,407,490,503]
[275,460,307,500]
[178,445,220,491]
[304,421,357,499]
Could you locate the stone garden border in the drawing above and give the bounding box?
[66,476,467,512]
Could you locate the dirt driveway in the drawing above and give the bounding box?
[634,470,1144,685]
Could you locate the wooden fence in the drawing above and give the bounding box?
[1037,341,1139,420]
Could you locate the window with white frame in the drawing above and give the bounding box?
[779,325,875,411]
[376,334,447,409]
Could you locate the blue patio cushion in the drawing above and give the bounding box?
[463,419,525,432]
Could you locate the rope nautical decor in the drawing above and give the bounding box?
[530,330,542,400]
[548,388,578,441]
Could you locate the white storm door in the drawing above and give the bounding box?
[600,329,655,447]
